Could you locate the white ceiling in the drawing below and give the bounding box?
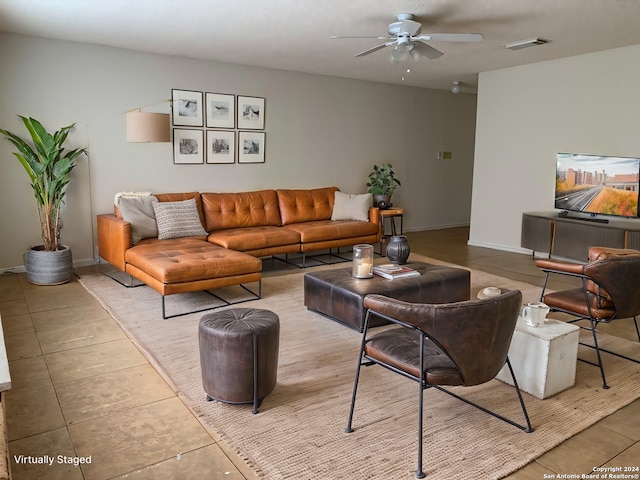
[2,0,640,91]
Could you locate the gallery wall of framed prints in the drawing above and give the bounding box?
[171,88,265,165]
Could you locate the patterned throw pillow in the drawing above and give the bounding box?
[152,198,208,240]
[331,191,372,222]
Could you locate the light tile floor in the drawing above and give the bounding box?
[0,227,638,479]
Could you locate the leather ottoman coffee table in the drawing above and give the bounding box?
[304,261,471,331]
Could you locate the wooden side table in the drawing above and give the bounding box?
[379,207,404,255]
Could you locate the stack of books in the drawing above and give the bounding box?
[373,264,420,280]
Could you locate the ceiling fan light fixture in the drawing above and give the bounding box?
[390,41,410,62]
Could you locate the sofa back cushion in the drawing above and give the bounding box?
[276,187,338,225]
[201,190,281,231]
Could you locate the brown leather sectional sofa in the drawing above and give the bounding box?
[97,187,381,317]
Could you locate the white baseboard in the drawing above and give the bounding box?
[0,257,98,276]
[466,239,534,256]
[404,222,470,233]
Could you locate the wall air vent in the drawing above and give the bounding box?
[504,38,549,50]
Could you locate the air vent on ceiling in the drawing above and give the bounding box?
[504,38,549,50]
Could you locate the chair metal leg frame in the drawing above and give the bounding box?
[345,310,531,479]
[568,314,640,389]
[431,357,533,433]
[161,281,262,319]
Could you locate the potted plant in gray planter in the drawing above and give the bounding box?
[366,163,401,208]
[1,116,87,284]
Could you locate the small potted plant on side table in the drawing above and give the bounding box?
[366,163,401,209]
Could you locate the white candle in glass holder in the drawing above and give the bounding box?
[352,244,374,278]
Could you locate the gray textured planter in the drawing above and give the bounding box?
[23,245,73,285]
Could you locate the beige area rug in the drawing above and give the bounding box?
[79,254,640,479]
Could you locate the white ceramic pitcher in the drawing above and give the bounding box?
[522,302,550,327]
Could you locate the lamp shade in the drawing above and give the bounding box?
[126,111,170,142]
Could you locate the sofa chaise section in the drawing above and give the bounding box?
[97,192,262,319]
[124,238,261,296]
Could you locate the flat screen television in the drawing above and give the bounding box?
[555,153,640,219]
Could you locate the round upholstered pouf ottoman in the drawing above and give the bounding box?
[199,308,279,414]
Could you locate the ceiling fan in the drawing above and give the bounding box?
[331,13,484,62]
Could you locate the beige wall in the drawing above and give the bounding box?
[0,33,477,271]
[470,44,640,253]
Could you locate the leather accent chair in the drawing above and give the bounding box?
[536,246,640,389]
[345,289,532,479]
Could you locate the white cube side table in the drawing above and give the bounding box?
[496,316,579,399]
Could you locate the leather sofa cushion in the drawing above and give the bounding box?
[207,226,300,251]
[543,287,616,321]
[283,219,379,243]
[276,187,338,225]
[125,237,261,283]
[365,327,462,384]
[202,190,281,231]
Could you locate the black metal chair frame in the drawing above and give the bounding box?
[345,308,532,479]
[539,267,640,389]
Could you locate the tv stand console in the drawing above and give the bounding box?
[522,211,640,261]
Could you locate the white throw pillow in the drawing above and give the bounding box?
[152,198,208,240]
[331,191,372,222]
[118,195,159,244]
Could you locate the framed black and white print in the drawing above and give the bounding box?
[205,92,235,128]
[238,131,265,164]
[206,130,235,164]
[173,129,204,164]
[171,89,204,127]
[237,96,265,130]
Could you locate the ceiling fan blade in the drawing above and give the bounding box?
[416,33,484,43]
[330,35,391,40]
[413,42,444,59]
[355,42,395,57]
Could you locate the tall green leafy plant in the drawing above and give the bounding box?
[0,116,87,251]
